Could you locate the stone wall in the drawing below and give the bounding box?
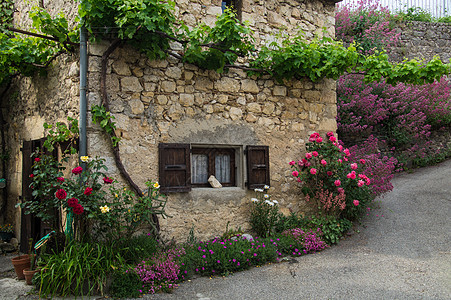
[389,21,451,62]
[87,0,338,241]
[2,0,338,242]
[0,0,80,237]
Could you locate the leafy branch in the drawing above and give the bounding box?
[91,105,121,147]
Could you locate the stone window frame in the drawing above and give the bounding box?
[158,143,269,193]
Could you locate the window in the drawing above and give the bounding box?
[221,0,242,19]
[191,147,236,187]
[158,144,269,193]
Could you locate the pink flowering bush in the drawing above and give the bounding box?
[278,228,328,255]
[337,74,451,168]
[135,247,185,294]
[336,0,399,54]
[290,132,373,220]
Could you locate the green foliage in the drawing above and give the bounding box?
[109,267,141,299]
[183,8,254,72]
[221,221,244,240]
[37,241,124,297]
[43,117,79,154]
[249,187,280,238]
[115,234,159,264]
[91,104,121,147]
[251,35,360,82]
[79,0,175,60]
[305,215,352,245]
[0,0,14,28]
[392,7,436,23]
[273,212,310,233]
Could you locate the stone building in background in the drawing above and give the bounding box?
[1,0,339,245]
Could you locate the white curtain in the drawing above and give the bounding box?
[192,154,208,183]
[215,154,230,183]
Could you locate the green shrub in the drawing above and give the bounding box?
[115,234,159,264]
[305,215,353,245]
[37,241,124,297]
[109,268,142,299]
[249,186,280,237]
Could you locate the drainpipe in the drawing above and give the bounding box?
[79,25,88,166]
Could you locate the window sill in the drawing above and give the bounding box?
[187,187,247,203]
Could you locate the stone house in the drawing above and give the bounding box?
[1,0,339,247]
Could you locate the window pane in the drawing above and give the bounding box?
[192,154,208,183]
[215,154,230,183]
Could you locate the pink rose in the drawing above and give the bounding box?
[55,189,67,200]
[34,158,40,162]
[72,166,83,175]
[304,162,311,167]
[344,149,350,156]
[327,131,334,137]
[353,200,359,206]
[334,180,341,187]
[29,174,34,178]
[84,187,93,195]
[316,137,323,143]
[337,188,344,194]
[57,177,65,183]
[351,163,358,170]
[347,171,356,179]
[298,160,304,166]
[289,161,295,166]
[360,159,366,164]
[103,177,113,184]
[321,159,327,166]
[305,153,312,159]
[329,136,336,142]
[292,171,299,177]
[310,168,317,175]
[312,151,318,157]
[309,133,320,142]
[358,180,365,187]
[339,145,343,151]
[296,178,302,183]
[338,159,342,163]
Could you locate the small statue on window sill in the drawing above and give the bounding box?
[208,175,222,188]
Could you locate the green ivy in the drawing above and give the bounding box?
[91,105,120,147]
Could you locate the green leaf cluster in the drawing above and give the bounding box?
[91,104,120,147]
[183,8,255,72]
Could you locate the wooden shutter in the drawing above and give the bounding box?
[246,145,270,190]
[159,143,191,193]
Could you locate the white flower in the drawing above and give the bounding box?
[264,185,270,190]
[265,200,274,206]
[264,194,270,199]
[254,188,264,193]
[80,156,89,162]
[153,182,160,189]
[272,200,279,204]
[251,198,259,203]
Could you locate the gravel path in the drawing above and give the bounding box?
[147,159,451,300]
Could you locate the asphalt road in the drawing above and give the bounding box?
[147,159,451,300]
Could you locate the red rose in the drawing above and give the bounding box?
[73,204,84,215]
[34,158,40,162]
[103,177,113,184]
[57,177,65,182]
[84,187,93,195]
[72,166,83,175]
[55,189,67,200]
[67,198,78,208]
[29,174,34,178]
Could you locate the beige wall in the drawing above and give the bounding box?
[3,0,338,242]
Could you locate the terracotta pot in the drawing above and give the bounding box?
[11,255,31,280]
[23,268,39,285]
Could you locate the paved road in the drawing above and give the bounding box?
[147,159,451,300]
